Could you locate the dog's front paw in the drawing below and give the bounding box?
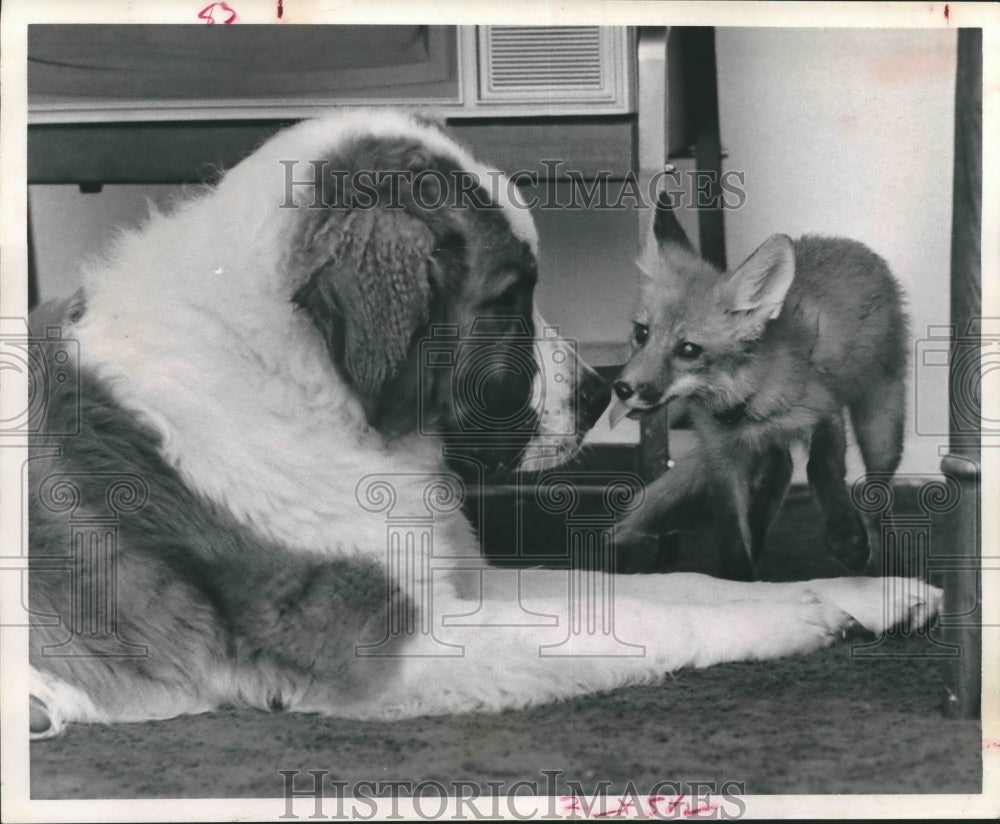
[690,594,851,667]
[893,577,943,631]
[807,576,942,634]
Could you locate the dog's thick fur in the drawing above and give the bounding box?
[29,111,939,739]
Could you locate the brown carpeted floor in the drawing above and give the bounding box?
[30,487,982,800]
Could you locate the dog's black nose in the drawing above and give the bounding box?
[580,376,613,431]
[613,380,634,401]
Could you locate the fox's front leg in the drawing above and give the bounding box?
[807,415,871,572]
[748,444,794,564]
[705,449,757,580]
[614,447,708,544]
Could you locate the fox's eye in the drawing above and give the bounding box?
[675,341,703,360]
[632,323,649,346]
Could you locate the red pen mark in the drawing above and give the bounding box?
[559,796,582,814]
[593,798,635,817]
[277,0,284,19]
[944,4,950,22]
[649,796,688,816]
[557,794,719,819]
[198,2,238,24]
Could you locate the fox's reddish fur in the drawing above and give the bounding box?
[615,196,909,579]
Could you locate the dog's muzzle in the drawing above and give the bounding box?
[580,365,613,431]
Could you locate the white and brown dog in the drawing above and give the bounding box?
[28,110,939,738]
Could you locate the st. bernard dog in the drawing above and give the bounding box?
[28,110,939,739]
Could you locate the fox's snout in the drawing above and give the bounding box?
[613,334,675,411]
[613,378,663,407]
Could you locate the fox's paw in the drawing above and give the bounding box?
[613,517,658,552]
[806,576,942,634]
[823,513,871,573]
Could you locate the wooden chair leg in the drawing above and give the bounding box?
[940,27,982,720]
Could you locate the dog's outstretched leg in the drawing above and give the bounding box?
[364,571,941,719]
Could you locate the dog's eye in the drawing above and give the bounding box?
[675,341,703,360]
[632,323,649,346]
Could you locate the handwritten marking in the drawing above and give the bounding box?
[558,795,720,819]
[198,2,238,24]
[277,0,284,18]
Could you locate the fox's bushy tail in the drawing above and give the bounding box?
[615,447,708,544]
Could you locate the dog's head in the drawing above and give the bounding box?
[284,114,610,475]
[611,193,795,421]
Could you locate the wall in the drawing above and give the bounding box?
[715,27,958,481]
[30,184,179,300]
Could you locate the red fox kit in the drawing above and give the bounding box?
[613,195,909,580]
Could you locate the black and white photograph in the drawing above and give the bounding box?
[1,1,997,819]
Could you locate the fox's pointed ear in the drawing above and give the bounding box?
[652,191,696,253]
[726,234,795,320]
[637,192,697,279]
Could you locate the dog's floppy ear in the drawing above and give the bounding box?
[294,204,434,418]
